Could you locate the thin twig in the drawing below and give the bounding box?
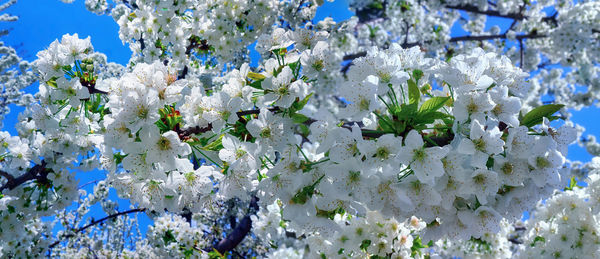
[519,38,524,69]
[449,32,546,42]
[48,208,146,249]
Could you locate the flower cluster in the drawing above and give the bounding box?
[111,0,318,69]
[145,214,208,258]
[306,211,429,258]
[2,28,577,256]
[2,0,598,257]
[517,170,600,258]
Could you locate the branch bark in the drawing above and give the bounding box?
[449,32,546,42]
[179,106,454,147]
[445,4,526,20]
[48,208,146,249]
[212,196,259,254]
[0,160,48,193]
[341,32,545,66]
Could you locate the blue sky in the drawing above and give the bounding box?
[1,0,597,243]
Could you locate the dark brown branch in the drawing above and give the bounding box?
[445,4,559,27]
[0,161,47,193]
[178,124,213,138]
[343,51,367,61]
[236,107,280,117]
[506,19,518,32]
[519,39,524,69]
[449,32,546,42]
[178,65,188,80]
[295,0,306,14]
[350,126,453,146]
[48,208,146,249]
[177,108,280,138]
[403,21,410,46]
[179,107,454,146]
[87,87,108,95]
[212,196,259,254]
[341,32,544,67]
[121,0,138,9]
[541,12,558,26]
[356,0,388,23]
[445,4,526,20]
[341,41,421,61]
[0,170,14,185]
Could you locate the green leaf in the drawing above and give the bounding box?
[531,236,545,247]
[564,176,579,191]
[316,207,345,220]
[520,104,564,128]
[394,103,418,119]
[291,113,309,124]
[113,153,128,165]
[249,80,263,90]
[288,61,301,76]
[155,119,169,133]
[46,78,58,88]
[290,93,314,113]
[414,111,450,125]
[208,249,227,259]
[375,112,395,133]
[360,239,372,251]
[247,71,266,81]
[407,79,420,105]
[368,1,383,9]
[290,175,324,204]
[412,69,424,83]
[486,156,494,169]
[411,235,428,256]
[298,124,310,136]
[419,97,450,113]
[202,134,224,151]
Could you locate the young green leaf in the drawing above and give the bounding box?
[407,79,420,105]
[520,104,564,128]
[412,69,424,83]
[292,92,314,112]
[247,71,265,81]
[291,113,309,124]
[418,97,450,113]
[248,80,263,90]
[202,134,224,151]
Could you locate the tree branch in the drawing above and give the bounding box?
[519,38,524,68]
[449,32,546,42]
[342,51,367,61]
[235,107,280,117]
[0,161,47,193]
[445,4,526,20]
[212,196,259,254]
[341,41,421,61]
[179,106,454,146]
[177,107,281,139]
[340,32,545,71]
[0,170,14,185]
[48,208,146,249]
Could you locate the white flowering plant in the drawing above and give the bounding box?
[0,0,598,258]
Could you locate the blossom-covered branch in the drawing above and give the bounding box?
[48,208,146,249]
